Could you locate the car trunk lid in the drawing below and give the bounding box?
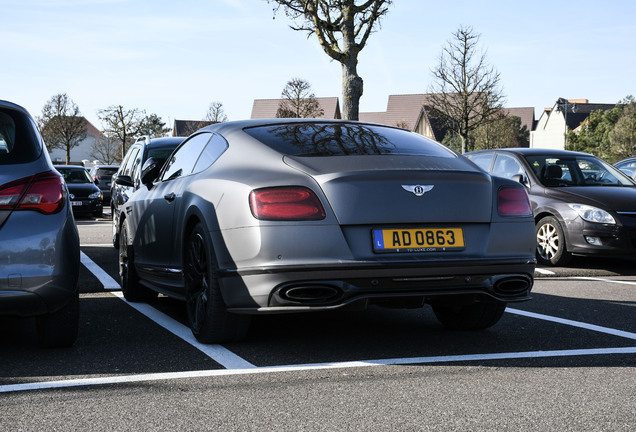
[284,155,493,225]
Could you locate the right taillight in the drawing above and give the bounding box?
[497,186,532,217]
[0,171,66,215]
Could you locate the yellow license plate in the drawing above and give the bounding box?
[373,228,464,252]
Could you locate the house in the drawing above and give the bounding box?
[250,97,341,120]
[48,118,104,165]
[530,98,615,150]
[250,93,535,144]
[172,120,215,137]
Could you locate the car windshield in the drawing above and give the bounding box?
[243,122,456,158]
[523,154,634,187]
[57,167,93,184]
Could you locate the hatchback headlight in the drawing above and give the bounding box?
[89,191,102,200]
[568,204,615,224]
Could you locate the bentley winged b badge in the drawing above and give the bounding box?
[401,185,434,197]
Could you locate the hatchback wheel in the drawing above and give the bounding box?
[119,221,156,302]
[432,302,506,330]
[184,223,250,343]
[36,291,79,348]
[536,216,572,266]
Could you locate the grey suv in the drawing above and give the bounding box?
[0,100,80,347]
[111,136,184,248]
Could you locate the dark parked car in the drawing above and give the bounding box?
[0,100,80,347]
[466,148,636,266]
[117,119,536,343]
[111,136,184,248]
[55,165,103,217]
[613,156,636,180]
[89,164,119,205]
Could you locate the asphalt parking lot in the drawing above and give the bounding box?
[1,216,635,430]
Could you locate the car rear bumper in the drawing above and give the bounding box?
[218,257,536,313]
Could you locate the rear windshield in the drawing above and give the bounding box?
[0,107,41,165]
[243,122,456,158]
[96,168,118,177]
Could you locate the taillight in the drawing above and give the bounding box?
[497,186,532,217]
[0,171,66,215]
[249,187,325,221]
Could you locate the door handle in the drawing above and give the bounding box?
[164,192,176,202]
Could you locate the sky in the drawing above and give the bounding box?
[2,0,635,131]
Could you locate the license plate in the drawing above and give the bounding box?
[71,201,83,206]
[373,228,464,252]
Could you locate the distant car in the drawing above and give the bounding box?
[613,156,636,180]
[0,100,80,347]
[111,136,185,248]
[89,164,119,205]
[55,165,103,217]
[117,119,536,343]
[466,148,636,266]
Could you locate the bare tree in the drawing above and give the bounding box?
[38,93,88,164]
[205,101,228,123]
[428,25,505,153]
[269,0,392,120]
[89,135,120,164]
[276,78,324,118]
[97,105,147,160]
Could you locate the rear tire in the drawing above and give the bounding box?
[37,291,79,348]
[184,223,250,343]
[432,302,506,330]
[119,221,157,302]
[536,216,572,266]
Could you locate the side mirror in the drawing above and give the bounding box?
[511,174,530,188]
[93,178,100,185]
[115,174,134,187]
[141,157,161,189]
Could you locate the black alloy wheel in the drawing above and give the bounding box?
[184,223,250,343]
[118,221,156,302]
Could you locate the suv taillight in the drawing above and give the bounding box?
[0,171,66,215]
[249,187,325,221]
[497,186,532,217]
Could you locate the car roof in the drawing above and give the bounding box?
[199,118,405,135]
[55,165,86,170]
[467,148,594,158]
[140,136,185,149]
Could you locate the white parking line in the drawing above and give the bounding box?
[2,346,636,394]
[110,292,255,370]
[572,276,636,286]
[506,307,636,340]
[535,268,556,275]
[80,252,120,290]
[66,252,636,398]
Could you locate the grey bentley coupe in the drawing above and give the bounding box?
[118,119,536,343]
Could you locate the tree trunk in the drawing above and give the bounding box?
[341,62,363,121]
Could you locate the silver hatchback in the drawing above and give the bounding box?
[0,100,80,347]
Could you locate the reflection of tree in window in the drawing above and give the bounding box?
[267,123,394,156]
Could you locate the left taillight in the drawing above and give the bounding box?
[249,186,326,221]
[0,171,66,215]
[497,186,532,217]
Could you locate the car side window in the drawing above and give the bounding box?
[492,154,524,179]
[122,147,140,177]
[192,133,228,174]
[467,153,494,172]
[162,133,212,181]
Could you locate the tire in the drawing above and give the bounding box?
[112,208,119,249]
[119,221,157,302]
[184,223,250,343]
[536,216,572,266]
[432,302,506,330]
[36,291,79,348]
